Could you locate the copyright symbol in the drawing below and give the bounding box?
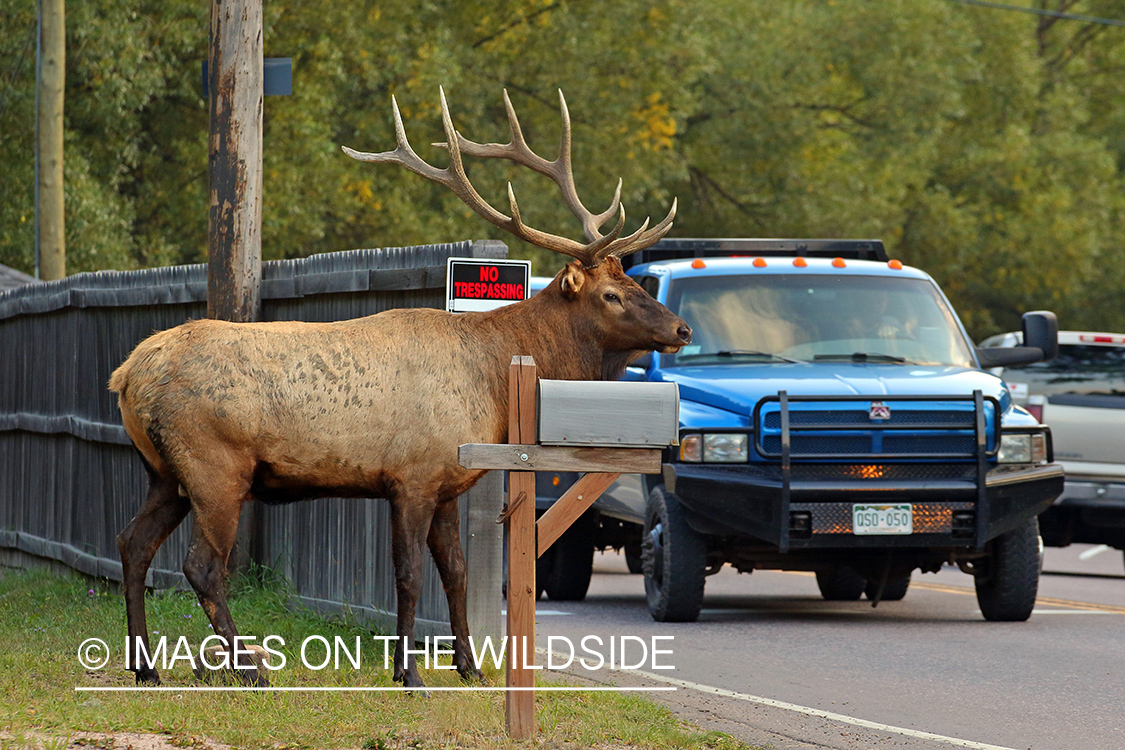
[78,638,110,670]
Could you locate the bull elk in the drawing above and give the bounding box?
[111,88,691,688]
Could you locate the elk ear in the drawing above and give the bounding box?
[559,261,586,297]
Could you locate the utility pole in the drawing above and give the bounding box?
[37,0,65,281]
[207,0,263,571]
[207,0,263,322]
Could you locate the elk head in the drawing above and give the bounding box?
[551,257,690,356]
[343,87,692,362]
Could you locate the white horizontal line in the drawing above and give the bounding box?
[74,686,674,693]
[540,647,1014,749]
[623,670,1018,750]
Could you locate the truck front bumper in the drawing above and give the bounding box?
[664,461,1064,550]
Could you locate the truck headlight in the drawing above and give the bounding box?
[998,433,1047,464]
[704,433,749,462]
[679,433,750,462]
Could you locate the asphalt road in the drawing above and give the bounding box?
[533,543,1125,750]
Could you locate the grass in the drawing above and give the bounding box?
[0,566,757,750]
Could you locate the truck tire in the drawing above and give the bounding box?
[540,518,595,601]
[975,517,1041,622]
[643,486,706,622]
[624,542,644,574]
[865,573,911,602]
[816,567,866,601]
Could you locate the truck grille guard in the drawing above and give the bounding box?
[754,391,999,552]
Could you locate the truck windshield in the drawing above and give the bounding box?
[664,274,975,368]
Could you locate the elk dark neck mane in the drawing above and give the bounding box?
[465,284,626,382]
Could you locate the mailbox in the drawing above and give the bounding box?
[536,380,679,448]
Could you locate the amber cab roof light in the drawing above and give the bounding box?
[619,238,889,271]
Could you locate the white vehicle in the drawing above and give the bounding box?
[980,330,1125,569]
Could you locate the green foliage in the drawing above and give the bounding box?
[1,0,1123,336]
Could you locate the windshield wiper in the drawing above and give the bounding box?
[813,352,910,364]
[679,349,804,363]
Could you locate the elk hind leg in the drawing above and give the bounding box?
[180,466,265,686]
[427,498,483,682]
[118,470,190,684]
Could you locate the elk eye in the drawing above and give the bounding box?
[604,292,620,303]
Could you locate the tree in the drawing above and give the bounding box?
[1,0,1122,337]
[671,0,1125,338]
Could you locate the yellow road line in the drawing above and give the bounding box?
[907,581,1125,614]
[776,570,1125,614]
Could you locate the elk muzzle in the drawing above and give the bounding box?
[654,317,692,353]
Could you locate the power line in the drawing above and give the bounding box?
[943,0,1125,27]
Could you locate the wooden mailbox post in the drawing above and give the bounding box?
[459,356,677,738]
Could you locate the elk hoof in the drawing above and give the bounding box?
[398,670,428,694]
[192,644,271,687]
[134,667,161,685]
[459,667,486,684]
[240,667,269,688]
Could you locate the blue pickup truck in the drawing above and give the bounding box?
[533,239,1063,623]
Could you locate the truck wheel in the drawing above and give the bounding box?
[643,486,706,622]
[540,515,595,601]
[624,542,644,574]
[975,517,1041,622]
[816,567,866,601]
[865,573,911,602]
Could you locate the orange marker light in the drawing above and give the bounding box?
[752,257,767,268]
[832,257,847,268]
[888,259,903,270]
[691,259,707,269]
[793,257,808,268]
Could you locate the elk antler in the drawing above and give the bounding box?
[342,87,676,268]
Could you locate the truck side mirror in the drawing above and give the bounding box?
[975,310,1058,368]
[1021,310,1058,363]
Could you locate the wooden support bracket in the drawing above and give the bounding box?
[536,472,621,556]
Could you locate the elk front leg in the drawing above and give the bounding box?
[389,493,436,689]
[117,472,190,684]
[427,498,482,682]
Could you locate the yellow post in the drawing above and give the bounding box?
[37,0,65,280]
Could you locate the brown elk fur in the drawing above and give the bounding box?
[111,257,690,688]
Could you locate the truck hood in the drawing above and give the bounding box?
[656,363,1011,417]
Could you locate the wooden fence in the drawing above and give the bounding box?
[0,240,505,639]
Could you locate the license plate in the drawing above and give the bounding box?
[852,504,913,535]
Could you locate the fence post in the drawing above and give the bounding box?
[506,356,537,738]
[463,472,502,642]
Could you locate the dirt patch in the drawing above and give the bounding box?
[3,733,231,750]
